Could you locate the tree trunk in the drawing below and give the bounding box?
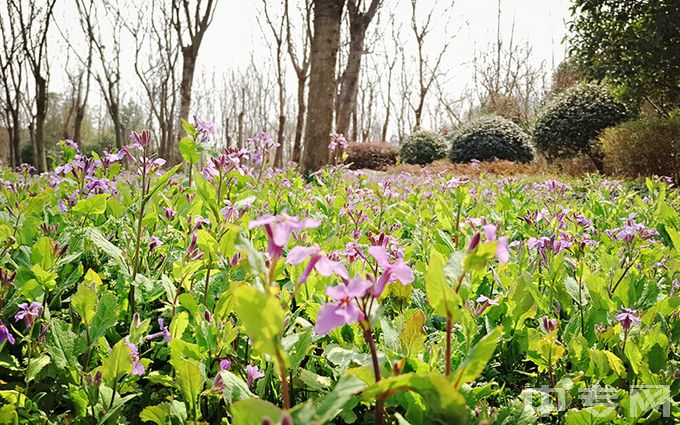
[11,111,21,167]
[292,75,306,163]
[74,105,85,143]
[34,75,48,172]
[275,114,286,167]
[178,48,197,163]
[111,101,122,149]
[336,26,367,137]
[301,0,345,174]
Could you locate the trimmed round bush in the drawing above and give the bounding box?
[602,117,680,183]
[532,84,631,170]
[448,116,534,163]
[399,130,448,165]
[346,142,398,170]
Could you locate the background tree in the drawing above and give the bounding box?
[569,0,680,115]
[172,0,217,163]
[335,0,381,138]
[0,5,26,167]
[302,0,345,174]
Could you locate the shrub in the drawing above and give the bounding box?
[601,117,680,183]
[399,130,448,165]
[448,116,534,163]
[346,142,398,170]
[532,84,631,171]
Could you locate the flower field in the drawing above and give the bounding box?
[0,126,679,424]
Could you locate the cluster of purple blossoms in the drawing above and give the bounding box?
[248,213,319,261]
[15,302,43,328]
[527,233,574,260]
[615,307,640,330]
[202,148,250,181]
[468,224,510,264]
[146,318,171,342]
[128,342,145,375]
[328,132,348,152]
[606,214,658,243]
[192,115,217,143]
[248,132,279,164]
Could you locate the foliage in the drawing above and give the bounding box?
[0,120,679,423]
[532,84,631,170]
[346,142,398,170]
[568,0,680,114]
[399,129,448,165]
[448,115,534,164]
[601,117,680,183]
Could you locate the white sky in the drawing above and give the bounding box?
[51,0,571,137]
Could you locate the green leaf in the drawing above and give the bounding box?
[451,327,502,388]
[179,137,200,163]
[102,339,132,388]
[140,400,188,424]
[400,310,426,357]
[425,250,461,319]
[600,350,626,377]
[564,406,617,424]
[89,293,119,342]
[665,226,680,252]
[71,284,97,325]
[288,327,313,369]
[181,118,198,138]
[362,373,468,424]
[315,374,366,423]
[230,399,283,425]
[46,319,80,373]
[218,370,253,405]
[170,356,204,419]
[233,286,284,358]
[169,311,189,341]
[145,164,183,203]
[85,227,127,272]
[30,237,54,270]
[72,193,109,216]
[26,355,50,383]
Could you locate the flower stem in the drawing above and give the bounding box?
[445,315,452,376]
[360,321,383,425]
[274,344,291,409]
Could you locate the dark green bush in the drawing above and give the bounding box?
[448,116,533,163]
[399,130,448,165]
[532,84,631,171]
[601,117,680,183]
[346,142,398,170]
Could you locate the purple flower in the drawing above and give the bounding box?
[315,277,372,335]
[0,321,15,345]
[482,224,510,264]
[329,132,348,151]
[246,364,264,387]
[286,245,349,283]
[130,130,152,149]
[147,318,172,342]
[367,245,414,298]
[615,308,640,331]
[128,342,145,375]
[475,295,499,315]
[192,115,216,142]
[64,139,80,153]
[149,236,163,251]
[540,316,559,333]
[248,213,319,260]
[15,302,43,328]
[212,359,233,393]
[164,207,176,220]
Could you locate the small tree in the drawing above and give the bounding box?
[569,0,680,115]
[532,84,630,171]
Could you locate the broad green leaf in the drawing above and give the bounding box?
[362,373,468,424]
[179,136,200,163]
[26,355,50,383]
[46,319,80,373]
[31,264,58,290]
[230,399,283,425]
[85,227,127,272]
[30,237,54,270]
[72,193,109,215]
[315,374,366,423]
[89,293,119,342]
[140,400,188,425]
[425,250,461,319]
[218,370,253,405]
[287,327,313,369]
[71,284,97,325]
[170,356,204,418]
[400,310,426,357]
[233,286,284,358]
[666,226,680,252]
[169,311,189,340]
[564,406,617,424]
[102,340,132,388]
[600,350,626,377]
[451,327,502,388]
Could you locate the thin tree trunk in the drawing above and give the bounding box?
[34,75,47,172]
[292,76,306,163]
[178,48,197,162]
[301,0,345,174]
[336,27,367,136]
